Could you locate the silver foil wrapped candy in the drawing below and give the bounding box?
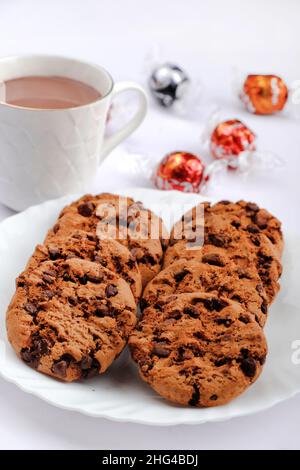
[149,63,190,107]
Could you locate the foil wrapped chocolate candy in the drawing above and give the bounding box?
[149,63,190,107]
[153,151,206,193]
[210,119,256,169]
[240,74,288,115]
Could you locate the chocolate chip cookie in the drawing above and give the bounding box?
[166,211,282,304]
[129,292,267,407]
[142,258,268,327]
[28,231,142,301]
[210,200,283,257]
[170,200,283,257]
[7,258,137,382]
[49,193,168,287]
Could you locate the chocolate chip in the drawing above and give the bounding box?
[258,252,273,266]
[250,236,260,247]
[25,302,38,315]
[53,223,59,234]
[140,253,156,266]
[240,348,249,358]
[256,284,264,294]
[231,220,241,229]
[183,306,199,318]
[51,354,74,378]
[68,296,77,306]
[81,358,100,379]
[210,394,218,401]
[87,273,103,284]
[247,224,259,234]
[95,304,112,317]
[193,331,207,340]
[261,301,268,314]
[127,257,136,269]
[77,202,95,217]
[152,344,170,358]
[51,360,68,378]
[168,310,182,320]
[33,337,49,355]
[239,315,250,324]
[214,357,228,367]
[20,349,32,362]
[216,318,232,327]
[87,234,97,242]
[79,275,88,285]
[189,384,200,406]
[48,246,60,260]
[20,349,39,368]
[202,297,228,312]
[192,346,204,358]
[208,233,225,247]
[246,202,259,212]
[219,200,231,205]
[176,346,186,361]
[240,357,257,377]
[80,355,92,370]
[253,213,268,229]
[20,333,49,367]
[105,284,118,297]
[202,253,224,267]
[174,270,189,283]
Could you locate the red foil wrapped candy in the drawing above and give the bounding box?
[210,119,256,168]
[153,151,206,193]
[240,75,288,115]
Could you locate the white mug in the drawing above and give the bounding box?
[0,55,148,211]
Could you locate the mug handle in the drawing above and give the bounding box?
[100,81,148,160]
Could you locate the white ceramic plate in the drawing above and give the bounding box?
[0,188,299,426]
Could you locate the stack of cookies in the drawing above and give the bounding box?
[129,201,283,407]
[6,193,168,382]
[6,194,283,408]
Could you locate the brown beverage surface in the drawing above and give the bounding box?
[2,75,101,109]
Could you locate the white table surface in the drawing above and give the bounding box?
[0,0,299,450]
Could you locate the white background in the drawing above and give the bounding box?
[0,0,299,450]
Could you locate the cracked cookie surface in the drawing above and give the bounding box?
[165,212,282,304]
[48,193,169,287]
[209,200,283,257]
[170,200,283,257]
[129,292,267,407]
[7,258,136,382]
[142,258,269,327]
[28,231,142,301]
